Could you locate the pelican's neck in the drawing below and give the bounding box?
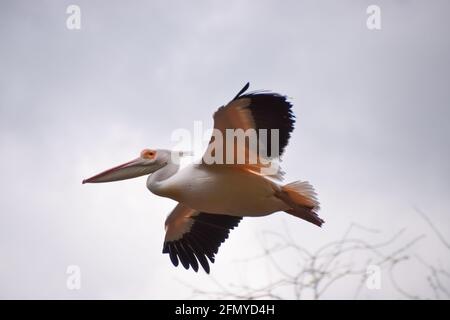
[146,161,180,197]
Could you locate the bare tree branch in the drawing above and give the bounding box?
[184,211,449,300]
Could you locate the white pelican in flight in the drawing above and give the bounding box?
[83,83,323,273]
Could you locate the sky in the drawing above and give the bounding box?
[0,0,449,299]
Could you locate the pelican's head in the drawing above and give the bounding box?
[82,149,172,184]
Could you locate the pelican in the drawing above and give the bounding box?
[83,83,323,273]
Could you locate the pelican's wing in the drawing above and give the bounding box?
[162,203,242,273]
[201,82,295,179]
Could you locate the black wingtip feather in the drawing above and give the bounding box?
[186,234,211,273]
[174,242,190,270]
[181,241,199,272]
[163,213,242,273]
[167,244,179,267]
[233,82,250,100]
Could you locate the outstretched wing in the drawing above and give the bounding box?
[162,203,242,273]
[201,82,295,179]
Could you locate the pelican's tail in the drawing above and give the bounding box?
[276,181,324,227]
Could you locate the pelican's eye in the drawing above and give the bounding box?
[141,149,156,160]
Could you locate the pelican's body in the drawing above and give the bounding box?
[83,83,323,273]
[147,163,288,216]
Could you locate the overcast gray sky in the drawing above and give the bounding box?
[1,0,449,299]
